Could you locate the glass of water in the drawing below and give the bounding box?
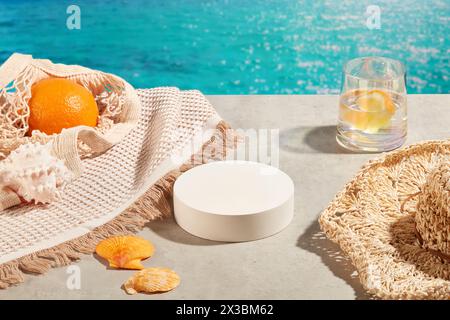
[336,57,407,152]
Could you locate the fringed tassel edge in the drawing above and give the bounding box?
[0,120,234,289]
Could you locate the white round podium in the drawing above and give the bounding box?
[173,161,294,242]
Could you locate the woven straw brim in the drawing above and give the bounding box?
[319,139,450,300]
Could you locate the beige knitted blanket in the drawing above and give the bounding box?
[0,87,228,288]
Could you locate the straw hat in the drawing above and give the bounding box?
[415,162,450,259]
[319,140,450,299]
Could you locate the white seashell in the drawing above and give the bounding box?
[0,142,73,204]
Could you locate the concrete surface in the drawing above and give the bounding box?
[0,94,448,300]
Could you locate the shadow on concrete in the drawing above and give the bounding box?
[297,218,373,300]
[281,125,372,154]
[146,217,228,246]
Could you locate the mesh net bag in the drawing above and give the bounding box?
[0,55,228,288]
[0,53,140,166]
[416,161,450,258]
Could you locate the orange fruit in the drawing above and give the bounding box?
[28,78,99,135]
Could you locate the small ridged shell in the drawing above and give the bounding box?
[95,235,155,270]
[123,267,180,295]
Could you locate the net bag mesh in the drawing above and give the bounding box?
[0,53,139,161]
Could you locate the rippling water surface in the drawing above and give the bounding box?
[0,0,448,93]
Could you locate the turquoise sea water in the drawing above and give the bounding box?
[0,0,449,94]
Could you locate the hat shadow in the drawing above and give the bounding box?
[389,214,450,281]
[297,218,373,300]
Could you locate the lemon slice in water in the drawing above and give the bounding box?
[356,90,395,113]
[356,90,395,133]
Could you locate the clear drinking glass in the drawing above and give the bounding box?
[336,57,407,152]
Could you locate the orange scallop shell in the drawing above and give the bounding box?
[95,235,155,270]
[123,267,181,295]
